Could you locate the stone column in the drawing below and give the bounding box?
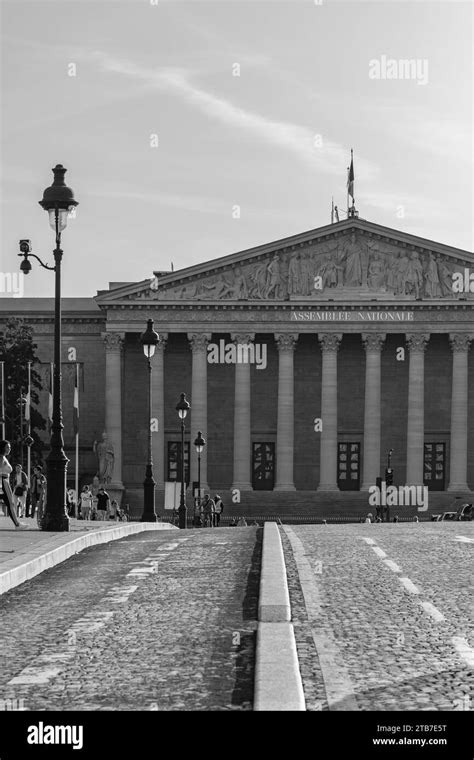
[102,332,125,490]
[406,333,429,485]
[361,333,386,490]
[317,333,342,491]
[151,333,167,488]
[188,333,212,492]
[275,333,298,491]
[448,333,473,492]
[231,333,254,491]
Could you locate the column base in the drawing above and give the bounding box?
[274,484,296,492]
[447,484,472,493]
[316,484,340,492]
[231,482,253,492]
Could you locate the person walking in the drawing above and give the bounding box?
[201,494,215,528]
[108,499,119,521]
[79,485,93,521]
[0,441,27,529]
[96,487,110,521]
[11,464,29,519]
[30,465,47,520]
[213,494,224,527]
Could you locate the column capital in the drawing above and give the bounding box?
[102,332,125,353]
[449,333,473,352]
[187,333,212,352]
[406,333,430,353]
[231,333,255,345]
[318,333,342,353]
[275,333,298,352]
[361,333,386,352]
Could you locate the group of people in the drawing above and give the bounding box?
[193,494,224,527]
[0,440,48,529]
[77,485,127,521]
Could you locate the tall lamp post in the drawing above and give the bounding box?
[176,393,190,529]
[18,164,78,531]
[140,319,159,522]
[194,431,206,525]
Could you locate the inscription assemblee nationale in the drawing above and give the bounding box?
[291,310,415,321]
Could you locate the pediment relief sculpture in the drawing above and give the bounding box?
[141,232,472,302]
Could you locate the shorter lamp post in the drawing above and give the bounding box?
[194,431,206,525]
[176,392,190,529]
[140,319,159,522]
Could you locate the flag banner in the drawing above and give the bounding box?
[347,152,355,201]
[48,362,53,431]
[73,363,79,436]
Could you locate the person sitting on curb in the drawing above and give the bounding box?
[236,516,247,526]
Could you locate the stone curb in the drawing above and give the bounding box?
[254,522,305,711]
[0,522,178,596]
[258,521,291,622]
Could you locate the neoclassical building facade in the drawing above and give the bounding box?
[3,217,474,510]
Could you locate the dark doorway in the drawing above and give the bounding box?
[338,442,361,491]
[424,443,446,491]
[252,442,275,490]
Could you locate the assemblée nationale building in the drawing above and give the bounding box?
[3,216,474,514]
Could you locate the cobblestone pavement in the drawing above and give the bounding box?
[281,522,474,712]
[0,527,261,711]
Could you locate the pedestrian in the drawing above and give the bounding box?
[365,512,373,524]
[96,487,110,521]
[213,494,224,527]
[201,494,215,528]
[30,465,46,519]
[108,499,119,521]
[10,464,29,519]
[0,441,27,529]
[79,485,93,521]
[236,516,247,526]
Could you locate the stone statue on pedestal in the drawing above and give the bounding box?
[93,432,115,484]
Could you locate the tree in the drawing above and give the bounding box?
[0,318,47,466]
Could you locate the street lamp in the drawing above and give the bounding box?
[18,164,78,531]
[193,430,206,526]
[176,392,190,529]
[140,319,159,522]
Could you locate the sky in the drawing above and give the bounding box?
[0,0,472,298]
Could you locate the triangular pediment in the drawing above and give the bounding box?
[95,218,474,306]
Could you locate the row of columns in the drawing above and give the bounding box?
[103,330,473,493]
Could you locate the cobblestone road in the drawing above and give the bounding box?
[0,528,261,711]
[281,522,474,712]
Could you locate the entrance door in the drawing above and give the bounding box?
[424,443,446,491]
[252,443,275,490]
[338,442,361,491]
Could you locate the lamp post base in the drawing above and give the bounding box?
[43,454,70,532]
[178,504,187,529]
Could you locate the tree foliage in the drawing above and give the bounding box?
[0,317,47,465]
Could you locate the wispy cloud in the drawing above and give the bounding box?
[88,51,379,182]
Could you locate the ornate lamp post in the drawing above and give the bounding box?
[193,431,206,525]
[176,393,190,529]
[140,319,159,522]
[18,164,78,531]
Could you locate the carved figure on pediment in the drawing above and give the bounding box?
[301,253,315,295]
[343,233,364,287]
[230,267,249,299]
[405,252,424,298]
[394,251,410,295]
[367,253,385,291]
[288,253,301,295]
[424,254,442,298]
[320,257,341,289]
[265,254,283,299]
[436,256,455,297]
[386,251,399,292]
